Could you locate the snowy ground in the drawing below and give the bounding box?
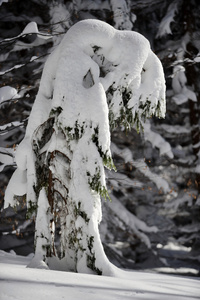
[0,250,199,300]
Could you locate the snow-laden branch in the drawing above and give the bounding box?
[111,143,170,193]
[0,54,50,76]
[0,21,52,45]
[143,120,174,159]
[0,121,25,135]
[106,195,158,248]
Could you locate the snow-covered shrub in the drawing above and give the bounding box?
[4,19,165,275]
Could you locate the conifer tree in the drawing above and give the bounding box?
[4,19,165,274]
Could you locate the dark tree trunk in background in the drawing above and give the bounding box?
[183,0,200,193]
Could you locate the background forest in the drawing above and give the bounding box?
[0,0,200,276]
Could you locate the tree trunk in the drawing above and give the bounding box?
[183,0,200,193]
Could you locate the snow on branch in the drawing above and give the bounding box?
[0,54,50,76]
[143,120,173,159]
[0,86,21,103]
[0,21,52,45]
[111,143,170,193]
[106,195,158,248]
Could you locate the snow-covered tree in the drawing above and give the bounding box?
[2,0,199,275]
[4,19,165,275]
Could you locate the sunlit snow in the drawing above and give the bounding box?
[0,251,199,300]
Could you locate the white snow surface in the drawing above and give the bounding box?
[0,250,199,300]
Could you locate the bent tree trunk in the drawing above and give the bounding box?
[4,20,166,275]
